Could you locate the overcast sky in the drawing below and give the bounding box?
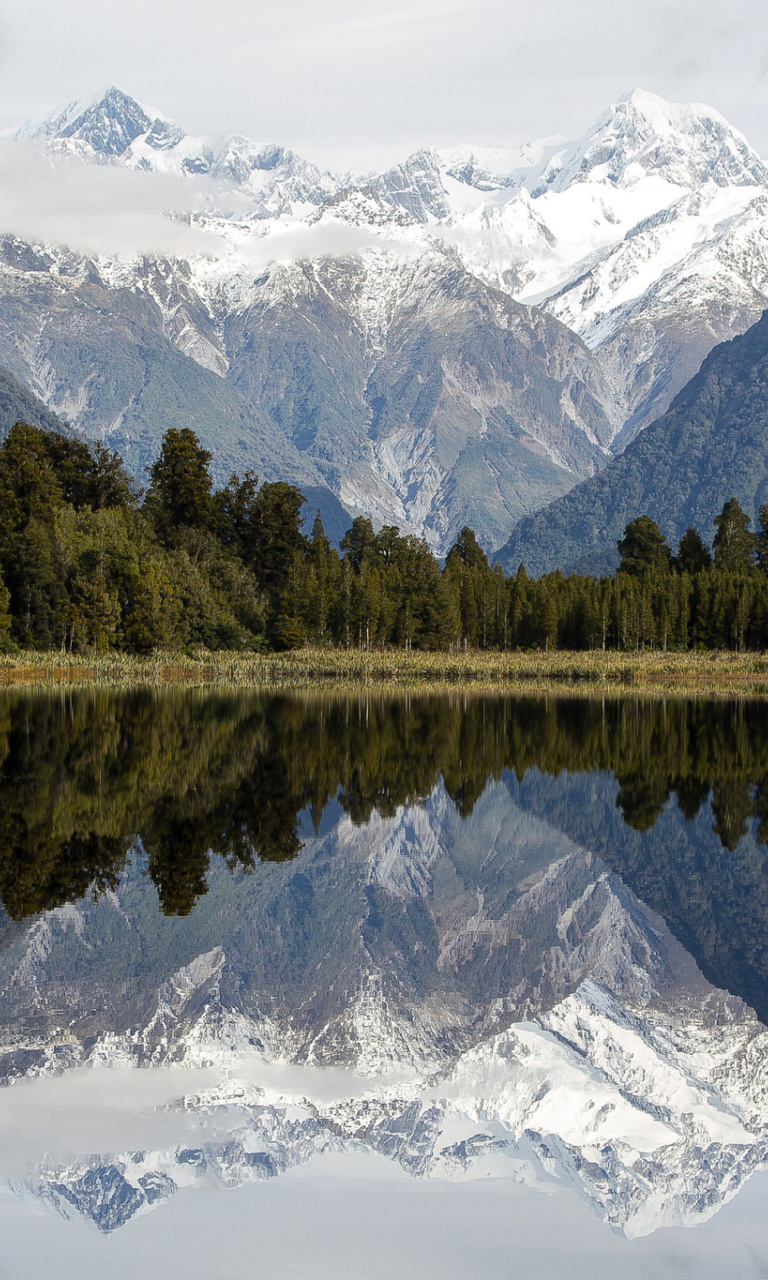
[0,0,767,166]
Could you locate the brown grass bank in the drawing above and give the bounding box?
[3,647,768,695]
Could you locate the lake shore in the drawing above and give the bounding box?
[3,647,768,694]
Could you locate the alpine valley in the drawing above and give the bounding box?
[3,85,768,558]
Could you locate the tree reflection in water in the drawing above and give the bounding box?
[0,688,767,919]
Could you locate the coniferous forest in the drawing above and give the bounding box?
[3,420,768,655]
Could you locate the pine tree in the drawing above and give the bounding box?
[617,516,671,577]
[0,422,64,551]
[713,498,755,573]
[676,526,712,574]
[248,482,307,612]
[756,505,768,573]
[146,428,214,534]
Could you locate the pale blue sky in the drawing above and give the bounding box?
[1,0,768,165]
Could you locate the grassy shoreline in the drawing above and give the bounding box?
[3,647,768,695]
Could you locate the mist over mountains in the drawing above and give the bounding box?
[3,85,768,560]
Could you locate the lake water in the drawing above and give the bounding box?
[1,689,768,1278]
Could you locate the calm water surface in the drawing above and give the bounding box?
[1,690,768,1278]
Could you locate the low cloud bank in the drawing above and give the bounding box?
[235,217,421,269]
[0,143,425,268]
[0,142,223,257]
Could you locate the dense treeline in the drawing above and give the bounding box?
[2,689,768,919]
[5,687,768,1019]
[3,421,768,653]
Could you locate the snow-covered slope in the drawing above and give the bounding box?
[433,90,768,440]
[7,85,768,543]
[16,86,341,216]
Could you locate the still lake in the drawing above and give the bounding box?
[1,688,768,1278]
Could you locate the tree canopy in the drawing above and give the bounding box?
[5,421,768,656]
[617,515,672,577]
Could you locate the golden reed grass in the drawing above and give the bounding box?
[2,646,768,696]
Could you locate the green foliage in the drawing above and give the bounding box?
[0,422,64,550]
[3,686,768,1024]
[0,423,269,654]
[713,497,756,572]
[0,570,12,647]
[676,526,712,574]
[6,421,768,659]
[146,427,214,534]
[249,481,307,608]
[498,310,768,577]
[0,367,71,443]
[617,515,672,577]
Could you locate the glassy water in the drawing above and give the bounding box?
[1,689,768,1278]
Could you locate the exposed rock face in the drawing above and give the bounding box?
[495,308,768,575]
[9,86,768,553]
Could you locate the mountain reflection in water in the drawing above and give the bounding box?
[1,691,767,1015]
[2,689,768,1258]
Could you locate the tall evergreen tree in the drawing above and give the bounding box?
[250,482,307,607]
[0,422,64,550]
[617,516,671,577]
[713,497,755,572]
[146,428,214,534]
[756,504,768,573]
[676,526,712,575]
[340,517,377,569]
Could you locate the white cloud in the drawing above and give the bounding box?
[0,142,224,256]
[0,1066,219,1177]
[234,218,420,269]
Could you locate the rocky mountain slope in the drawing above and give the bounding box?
[0,359,69,440]
[0,228,613,552]
[4,86,768,552]
[496,308,768,575]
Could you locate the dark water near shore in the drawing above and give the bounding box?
[1,689,768,1277]
[2,689,767,1011]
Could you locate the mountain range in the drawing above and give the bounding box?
[2,86,768,557]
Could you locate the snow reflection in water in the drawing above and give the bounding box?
[0,690,767,1275]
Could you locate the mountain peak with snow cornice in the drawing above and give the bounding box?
[530,88,768,195]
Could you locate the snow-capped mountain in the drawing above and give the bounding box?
[16,86,342,216]
[5,84,768,549]
[0,229,615,553]
[21,980,768,1238]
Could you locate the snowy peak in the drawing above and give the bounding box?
[19,86,160,157]
[373,148,451,222]
[532,88,768,194]
[58,86,154,157]
[14,88,337,211]
[15,86,767,212]
[7,84,768,521]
